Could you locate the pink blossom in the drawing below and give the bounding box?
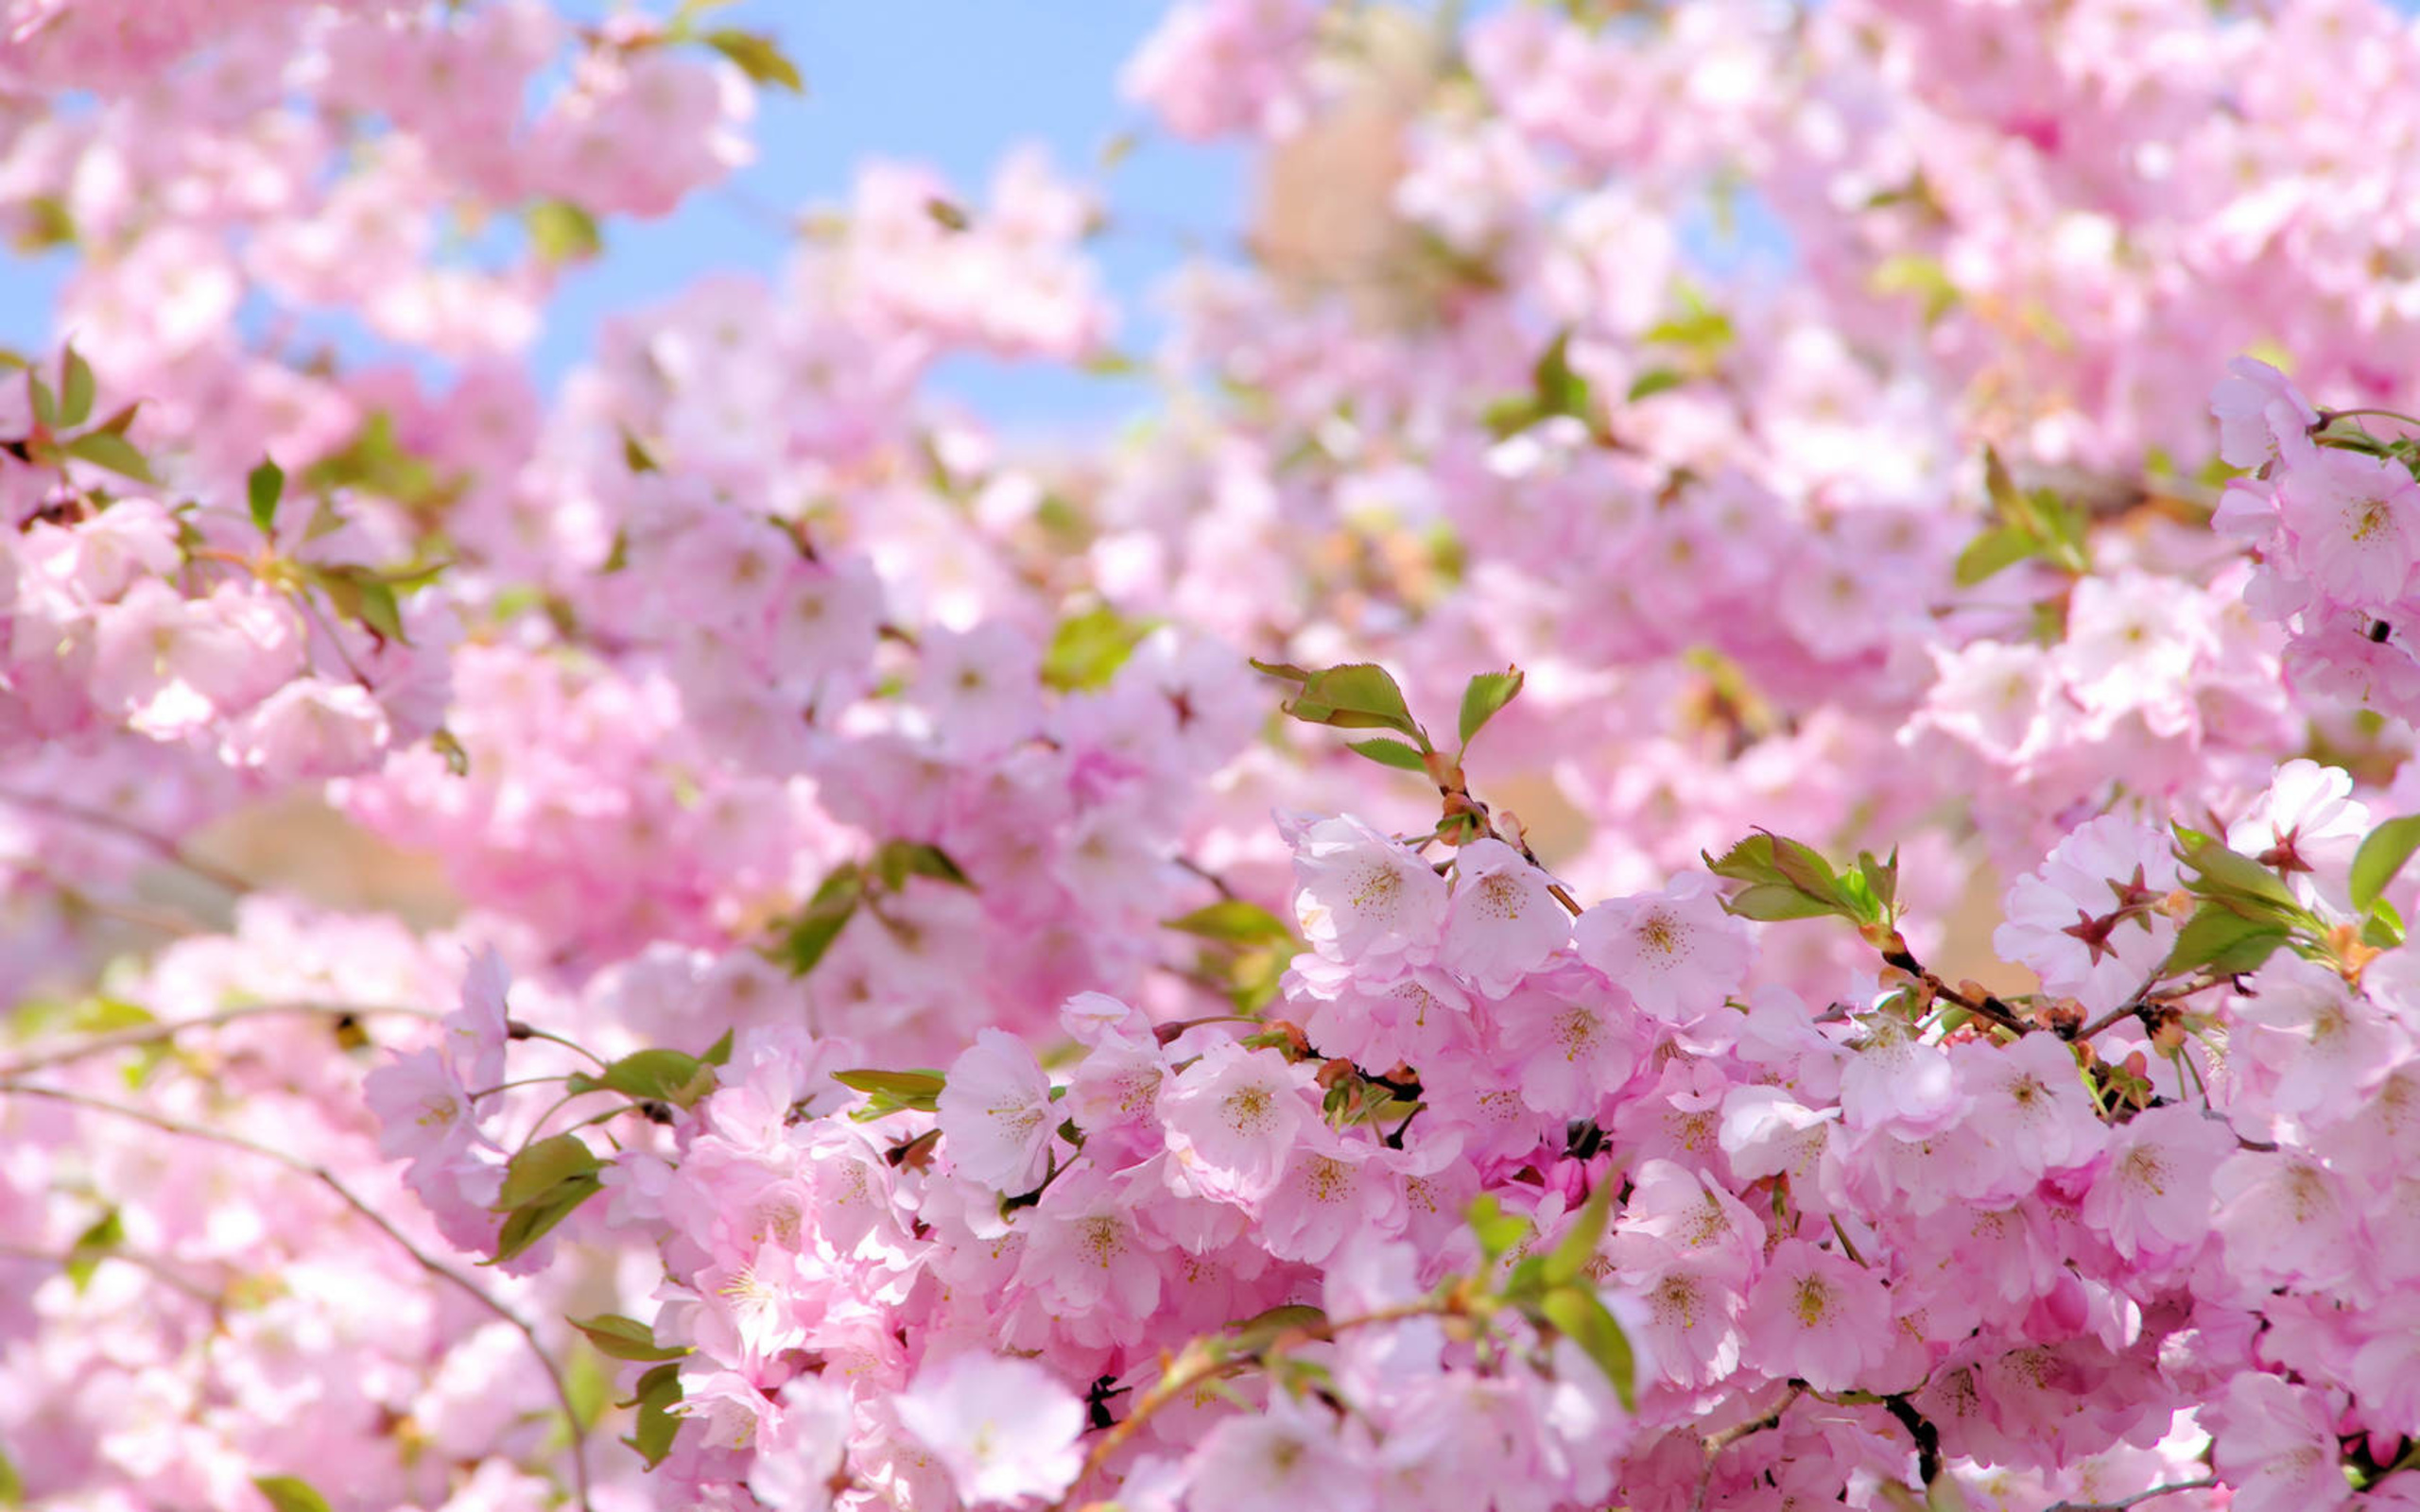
[1571,873,1750,1022]
[939,1027,1058,1193]
[893,1353,1084,1505]
[1157,1039,1318,1206]
[1738,1239,1893,1391]
[1437,838,1570,994]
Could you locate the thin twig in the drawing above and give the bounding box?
[1055,1296,1470,1508]
[2044,1476,2221,1512]
[0,1002,438,1080]
[1690,1385,1802,1512]
[0,1081,595,1512]
[0,786,254,894]
[0,1241,223,1304]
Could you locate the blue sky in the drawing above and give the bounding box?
[0,3,1245,430]
[542,2,1248,426]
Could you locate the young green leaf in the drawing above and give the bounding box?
[495,1134,600,1211]
[569,1313,693,1363]
[770,866,862,975]
[64,1208,123,1293]
[62,429,156,484]
[832,1068,947,1111]
[582,1049,716,1108]
[1164,899,1298,946]
[2163,906,2290,977]
[58,344,94,428]
[490,1175,601,1264]
[247,458,285,536]
[1952,525,2035,586]
[1250,660,1425,742]
[251,1478,335,1512]
[1536,1284,1638,1411]
[1543,1177,1613,1287]
[526,199,603,265]
[1458,668,1524,749]
[873,839,974,890]
[2350,815,2420,914]
[702,28,805,92]
[1626,368,1685,402]
[1349,736,1429,772]
[1467,1194,1530,1263]
[2173,828,2300,910]
[621,1361,686,1468]
[1042,606,1156,691]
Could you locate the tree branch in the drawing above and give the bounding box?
[0,1080,594,1512]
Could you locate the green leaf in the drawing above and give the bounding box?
[430,728,471,778]
[58,345,94,429]
[1537,1284,1638,1411]
[1868,252,1960,326]
[495,1135,600,1211]
[833,1068,946,1112]
[305,564,411,645]
[2173,828,2300,910]
[1467,1194,1530,1263]
[925,197,971,232]
[1165,899,1298,946]
[569,1313,693,1363]
[1626,368,1685,402]
[355,578,406,645]
[1348,737,1429,772]
[1228,1302,1328,1355]
[1458,668,1525,750]
[562,1339,612,1432]
[490,1175,600,1264]
[701,1028,735,1067]
[1953,525,2036,586]
[1721,883,1847,921]
[1530,328,1593,421]
[2163,906,2290,977]
[1042,606,1156,691]
[11,195,74,253]
[2366,896,2407,950]
[622,1361,686,1469]
[769,867,861,975]
[1642,287,1736,356]
[0,1445,22,1505]
[526,199,603,266]
[1250,659,1425,741]
[26,371,55,430]
[64,1208,123,1293]
[702,28,805,92]
[1704,833,1786,887]
[873,840,973,891]
[1857,848,1899,916]
[62,429,156,484]
[580,1049,717,1108]
[302,410,456,511]
[251,1477,334,1512]
[619,428,660,473]
[2351,815,2420,914]
[1544,1177,1614,1287]
[247,458,285,536]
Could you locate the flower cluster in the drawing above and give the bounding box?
[10,1,2420,1510]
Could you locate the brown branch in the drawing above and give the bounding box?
[0,1002,438,1080]
[2044,1477,2221,1512]
[1690,1385,1802,1512]
[0,1081,594,1512]
[1056,1296,1470,1509]
[0,785,254,894]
